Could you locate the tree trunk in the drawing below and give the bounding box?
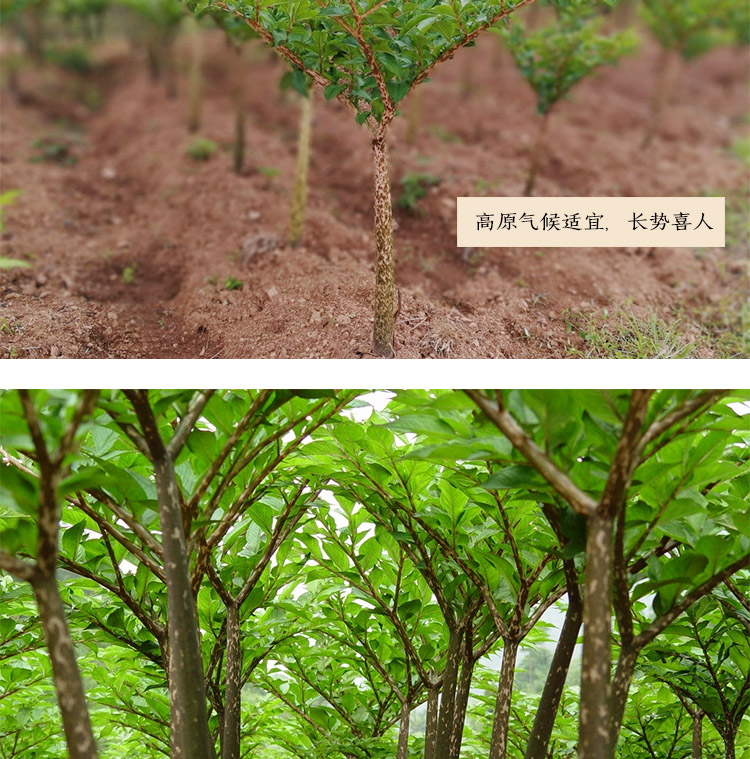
[578,512,614,759]
[288,89,314,246]
[449,629,475,759]
[692,711,702,759]
[187,16,203,133]
[642,46,677,148]
[434,631,462,759]
[609,644,639,748]
[396,700,410,759]
[724,730,735,759]
[233,55,246,175]
[32,573,98,759]
[524,109,550,197]
[222,602,241,759]
[524,592,582,759]
[489,637,520,759]
[371,134,396,358]
[406,88,422,146]
[129,394,216,759]
[423,682,440,759]
[163,34,177,99]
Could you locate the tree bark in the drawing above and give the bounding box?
[724,730,735,759]
[128,392,216,759]
[642,46,677,148]
[371,134,396,358]
[396,700,410,759]
[609,644,639,748]
[222,602,241,759]
[578,512,614,759]
[448,629,475,759]
[288,89,314,246]
[434,631,462,759]
[32,573,98,759]
[524,592,582,759]
[187,15,203,133]
[692,711,703,759]
[488,637,520,759]
[233,67,246,175]
[423,681,440,759]
[524,109,550,197]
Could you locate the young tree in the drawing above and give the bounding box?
[200,0,537,357]
[498,0,636,195]
[0,390,100,759]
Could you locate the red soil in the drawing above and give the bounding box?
[0,30,747,358]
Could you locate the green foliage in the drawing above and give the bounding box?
[500,0,638,114]
[201,0,533,129]
[186,136,217,160]
[395,172,441,215]
[641,0,747,59]
[223,276,243,290]
[29,136,79,166]
[45,45,92,72]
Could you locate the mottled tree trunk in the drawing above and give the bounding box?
[724,730,736,759]
[129,393,216,759]
[233,53,246,175]
[371,134,396,358]
[222,602,241,759]
[524,592,582,759]
[578,512,614,759]
[692,711,703,759]
[609,644,639,748]
[488,637,520,759]
[449,629,475,759]
[396,700,411,759]
[423,682,440,759]
[435,631,462,759]
[33,573,98,759]
[288,90,314,246]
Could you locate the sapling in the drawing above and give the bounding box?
[284,77,314,247]
[641,0,746,147]
[202,0,539,357]
[499,0,637,195]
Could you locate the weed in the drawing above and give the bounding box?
[30,138,77,166]
[0,191,31,270]
[187,138,218,161]
[46,46,92,73]
[224,277,243,291]
[121,265,137,284]
[395,173,441,215]
[0,318,20,335]
[567,306,696,359]
[206,275,218,286]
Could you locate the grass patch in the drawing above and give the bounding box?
[728,136,750,167]
[121,264,137,284]
[224,277,243,291]
[566,306,696,359]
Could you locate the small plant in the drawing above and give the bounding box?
[121,264,137,284]
[257,166,281,178]
[395,173,441,216]
[224,277,243,290]
[186,137,217,161]
[29,137,78,166]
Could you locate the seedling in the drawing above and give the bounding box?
[224,276,243,290]
[395,173,441,216]
[499,0,637,194]
[203,0,537,357]
[121,264,137,284]
[30,137,78,166]
[186,137,217,161]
